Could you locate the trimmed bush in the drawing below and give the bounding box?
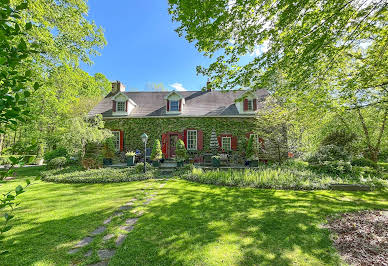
[307,145,350,164]
[47,156,67,169]
[42,166,158,183]
[135,162,152,173]
[150,139,162,161]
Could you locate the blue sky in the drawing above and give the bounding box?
[82,0,213,92]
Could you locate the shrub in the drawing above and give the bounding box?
[102,138,115,158]
[351,158,378,168]
[309,160,352,175]
[307,145,349,164]
[81,157,102,170]
[181,163,387,190]
[47,156,67,169]
[321,130,356,149]
[175,140,187,162]
[150,139,162,161]
[42,167,157,183]
[246,135,258,160]
[135,162,152,173]
[44,148,68,162]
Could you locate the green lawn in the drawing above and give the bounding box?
[1,166,387,265]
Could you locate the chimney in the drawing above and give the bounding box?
[206,80,213,92]
[111,80,126,95]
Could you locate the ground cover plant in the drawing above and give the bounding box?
[0,166,387,265]
[182,161,388,190]
[42,164,158,183]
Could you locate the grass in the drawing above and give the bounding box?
[0,166,387,265]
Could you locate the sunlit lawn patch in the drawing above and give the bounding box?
[0,166,387,265]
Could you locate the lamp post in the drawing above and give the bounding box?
[141,133,148,173]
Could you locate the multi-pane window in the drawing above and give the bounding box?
[250,134,258,144]
[247,99,253,111]
[170,100,179,111]
[117,101,125,112]
[112,131,120,151]
[222,137,231,151]
[187,130,197,150]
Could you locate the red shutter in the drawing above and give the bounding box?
[217,136,221,149]
[179,99,182,111]
[243,99,248,111]
[112,101,116,112]
[183,129,187,148]
[246,132,252,139]
[161,133,167,157]
[197,130,203,150]
[166,100,170,111]
[253,99,257,110]
[120,131,124,151]
[231,136,238,150]
[125,101,128,112]
[259,138,265,149]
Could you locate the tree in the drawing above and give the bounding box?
[60,115,112,159]
[254,97,290,163]
[0,0,39,132]
[175,139,187,162]
[169,0,387,161]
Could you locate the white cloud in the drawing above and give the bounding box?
[169,82,187,91]
[250,41,269,56]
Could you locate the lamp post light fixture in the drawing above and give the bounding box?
[141,133,148,173]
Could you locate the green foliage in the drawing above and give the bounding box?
[309,160,353,175]
[44,148,68,162]
[351,158,378,168]
[0,0,39,132]
[175,139,187,162]
[150,139,162,161]
[182,162,386,190]
[321,130,356,149]
[135,162,152,173]
[306,145,350,165]
[105,117,257,157]
[125,151,136,157]
[102,137,115,159]
[42,167,157,183]
[0,155,36,165]
[60,115,112,159]
[245,135,256,160]
[47,157,67,169]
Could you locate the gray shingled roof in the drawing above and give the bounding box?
[88,90,269,117]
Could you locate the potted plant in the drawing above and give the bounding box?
[126,151,136,166]
[211,155,220,167]
[175,139,187,167]
[246,135,259,167]
[102,138,115,165]
[150,139,162,167]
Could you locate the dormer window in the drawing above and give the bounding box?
[247,99,254,111]
[111,92,137,116]
[116,101,126,112]
[165,90,185,113]
[170,100,179,111]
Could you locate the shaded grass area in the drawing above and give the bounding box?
[0,166,387,265]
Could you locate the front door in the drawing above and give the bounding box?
[169,134,178,158]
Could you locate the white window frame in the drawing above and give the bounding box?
[116,101,126,112]
[112,131,120,151]
[170,100,179,111]
[187,130,197,151]
[222,137,231,151]
[247,99,254,111]
[250,133,261,150]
